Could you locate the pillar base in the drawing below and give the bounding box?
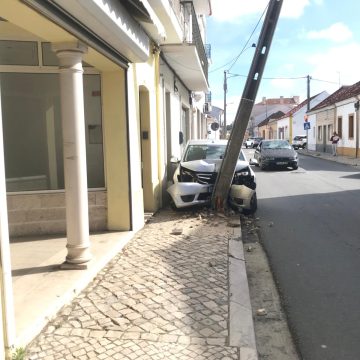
[60,261,89,270]
[65,243,92,265]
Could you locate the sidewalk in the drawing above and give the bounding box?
[298,148,360,167]
[24,209,257,360]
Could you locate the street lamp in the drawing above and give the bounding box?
[222,43,256,139]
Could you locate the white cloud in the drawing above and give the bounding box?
[212,94,241,123]
[306,22,353,42]
[308,43,360,87]
[211,0,311,23]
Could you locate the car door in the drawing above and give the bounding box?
[254,142,262,161]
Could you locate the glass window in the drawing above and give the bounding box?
[349,114,354,139]
[1,72,104,191]
[41,42,58,66]
[0,40,38,65]
[183,144,245,162]
[337,117,342,138]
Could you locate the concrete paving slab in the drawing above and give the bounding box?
[12,231,134,347]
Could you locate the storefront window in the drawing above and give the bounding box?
[0,40,38,66]
[1,72,105,191]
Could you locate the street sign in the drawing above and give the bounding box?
[304,122,311,130]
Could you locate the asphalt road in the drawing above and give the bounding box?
[245,149,360,360]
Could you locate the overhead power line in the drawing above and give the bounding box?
[209,1,270,74]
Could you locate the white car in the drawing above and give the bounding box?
[292,135,307,149]
[245,137,263,148]
[167,140,257,214]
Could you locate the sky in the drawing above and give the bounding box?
[207,0,360,124]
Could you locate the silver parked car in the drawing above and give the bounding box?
[252,139,299,170]
[292,135,307,149]
[167,139,257,214]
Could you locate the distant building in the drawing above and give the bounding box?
[248,96,300,137]
[307,81,360,155]
[256,111,286,139]
[206,105,223,139]
[276,91,329,142]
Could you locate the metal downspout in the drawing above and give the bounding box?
[154,47,163,207]
[356,96,360,158]
[0,82,16,359]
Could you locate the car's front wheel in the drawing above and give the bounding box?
[243,193,257,215]
[292,164,298,170]
[259,159,266,170]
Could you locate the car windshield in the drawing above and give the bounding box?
[262,140,291,150]
[294,136,305,141]
[183,144,245,162]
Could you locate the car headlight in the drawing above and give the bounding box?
[179,166,197,182]
[233,166,256,190]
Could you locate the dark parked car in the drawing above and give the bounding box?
[252,139,299,170]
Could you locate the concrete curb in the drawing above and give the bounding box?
[299,149,360,167]
[228,219,258,360]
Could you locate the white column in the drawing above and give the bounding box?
[52,42,91,267]
[0,79,16,357]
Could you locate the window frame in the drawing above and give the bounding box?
[348,113,354,139]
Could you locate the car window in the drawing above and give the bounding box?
[262,140,292,150]
[183,144,245,161]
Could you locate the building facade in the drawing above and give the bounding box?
[276,92,329,143]
[0,0,211,354]
[308,82,360,155]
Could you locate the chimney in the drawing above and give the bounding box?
[280,96,284,104]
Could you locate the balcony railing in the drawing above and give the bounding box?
[181,1,208,80]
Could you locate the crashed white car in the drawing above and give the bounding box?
[167,140,257,214]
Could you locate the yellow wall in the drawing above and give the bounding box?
[102,71,131,230]
[135,54,161,213]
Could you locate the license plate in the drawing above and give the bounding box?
[276,162,287,165]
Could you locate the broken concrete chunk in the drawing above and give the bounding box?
[171,228,183,235]
[256,308,267,316]
[227,221,241,228]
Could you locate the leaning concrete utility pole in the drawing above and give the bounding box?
[212,0,283,211]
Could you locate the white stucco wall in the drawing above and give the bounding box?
[307,113,317,150]
[277,118,290,140]
[335,101,356,149]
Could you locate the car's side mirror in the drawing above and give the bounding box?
[249,158,258,166]
[179,131,184,145]
[170,156,180,163]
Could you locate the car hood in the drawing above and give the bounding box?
[261,148,296,157]
[180,159,250,172]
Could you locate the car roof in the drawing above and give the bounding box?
[186,139,229,146]
[262,139,289,142]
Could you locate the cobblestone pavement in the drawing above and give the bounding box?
[25,208,246,359]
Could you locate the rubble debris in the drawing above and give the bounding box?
[171,228,183,235]
[256,308,267,316]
